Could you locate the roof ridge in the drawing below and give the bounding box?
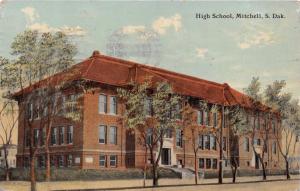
[97,54,225,88]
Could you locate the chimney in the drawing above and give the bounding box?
[223,83,230,89]
[91,50,101,58]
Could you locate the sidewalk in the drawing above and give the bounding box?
[0,175,299,191]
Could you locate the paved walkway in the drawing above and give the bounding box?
[0,175,299,191]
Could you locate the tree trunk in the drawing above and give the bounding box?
[143,147,147,187]
[219,105,224,184]
[45,145,51,181]
[194,152,198,185]
[233,165,237,183]
[143,169,146,187]
[285,158,291,180]
[45,120,53,182]
[152,164,158,186]
[4,146,10,181]
[30,156,36,191]
[260,157,267,180]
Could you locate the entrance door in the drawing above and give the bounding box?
[255,154,260,169]
[161,148,171,165]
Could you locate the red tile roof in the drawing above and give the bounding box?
[13,50,268,109]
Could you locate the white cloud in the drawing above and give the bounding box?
[28,23,86,36]
[21,7,86,36]
[59,26,86,36]
[120,14,182,38]
[122,25,146,34]
[21,6,39,23]
[152,14,182,35]
[238,31,275,49]
[196,48,208,58]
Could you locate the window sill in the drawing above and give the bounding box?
[99,112,120,117]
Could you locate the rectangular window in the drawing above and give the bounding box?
[59,127,65,145]
[223,137,226,151]
[34,101,40,119]
[51,127,57,145]
[28,103,33,120]
[206,158,211,169]
[204,135,210,150]
[33,129,39,147]
[146,128,153,145]
[211,135,216,150]
[99,155,106,167]
[255,138,261,146]
[110,96,117,114]
[176,129,183,147]
[61,95,66,115]
[244,137,249,152]
[224,114,228,128]
[203,111,207,126]
[99,95,107,113]
[40,128,46,146]
[43,106,48,117]
[67,126,73,144]
[67,155,72,167]
[39,156,45,168]
[99,125,106,144]
[272,142,277,154]
[264,118,267,129]
[109,126,117,144]
[50,156,56,167]
[24,156,30,168]
[272,120,276,134]
[25,129,30,147]
[110,155,117,167]
[165,128,172,138]
[145,98,152,116]
[212,159,218,169]
[173,103,181,119]
[69,94,78,113]
[199,158,204,169]
[58,155,64,167]
[197,110,203,125]
[213,112,218,127]
[205,111,210,126]
[198,134,203,150]
[255,115,260,130]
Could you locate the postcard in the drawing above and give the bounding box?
[0,1,299,191]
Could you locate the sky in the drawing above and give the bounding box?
[0,0,300,102]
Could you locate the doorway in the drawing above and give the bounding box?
[161,148,171,165]
[255,154,260,169]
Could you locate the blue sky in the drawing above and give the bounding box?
[0,1,299,100]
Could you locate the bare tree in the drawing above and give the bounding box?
[264,80,300,179]
[275,99,300,179]
[244,77,268,180]
[118,80,181,186]
[181,100,212,185]
[0,99,18,180]
[0,30,77,190]
[225,105,248,183]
